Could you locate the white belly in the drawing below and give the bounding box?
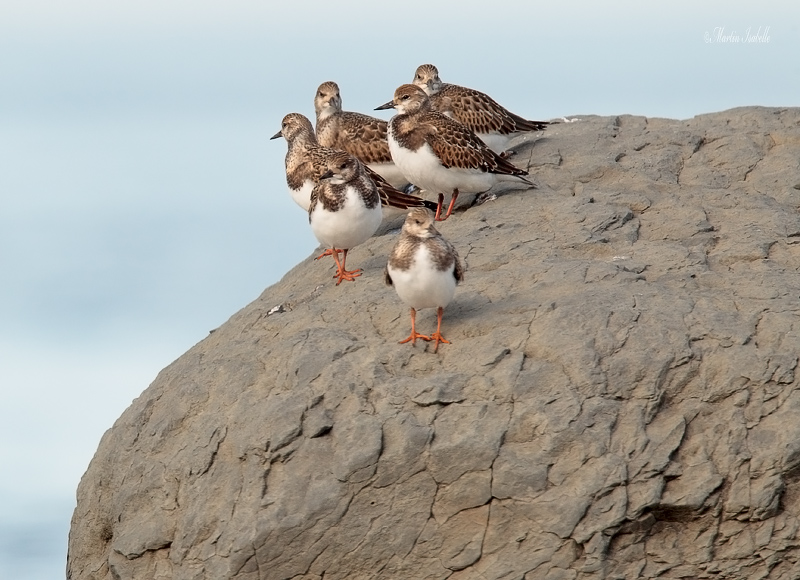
[388,245,457,310]
[290,180,314,211]
[309,187,382,250]
[387,128,497,195]
[476,132,512,154]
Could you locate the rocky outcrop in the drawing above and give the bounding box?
[68,107,800,580]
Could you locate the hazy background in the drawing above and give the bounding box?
[1,1,797,577]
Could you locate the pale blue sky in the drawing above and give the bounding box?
[1,1,797,578]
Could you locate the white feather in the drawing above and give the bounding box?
[388,244,457,310]
[309,184,382,250]
[290,180,314,211]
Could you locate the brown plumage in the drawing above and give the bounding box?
[310,151,379,214]
[432,85,549,134]
[314,81,393,165]
[379,85,531,177]
[272,113,436,212]
[412,64,549,154]
[384,208,463,352]
[376,84,533,220]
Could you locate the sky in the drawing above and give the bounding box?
[0,1,798,578]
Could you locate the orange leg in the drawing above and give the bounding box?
[398,308,431,346]
[331,248,362,285]
[315,248,343,261]
[442,189,459,220]
[428,307,451,353]
[434,193,446,221]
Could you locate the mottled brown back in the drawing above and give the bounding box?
[317,111,393,165]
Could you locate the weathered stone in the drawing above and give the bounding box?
[69,108,800,580]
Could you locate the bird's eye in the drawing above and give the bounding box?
[339,163,347,170]
[401,95,410,100]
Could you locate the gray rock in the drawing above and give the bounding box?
[69,107,800,580]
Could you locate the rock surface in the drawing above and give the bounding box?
[68,107,800,580]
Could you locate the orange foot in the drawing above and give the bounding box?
[398,308,431,346]
[315,248,342,261]
[428,332,451,353]
[331,249,361,285]
[334,267,362,285]
[430,307,451,353]
[399,331,431,346]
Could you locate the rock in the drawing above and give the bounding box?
[68,107,800,580]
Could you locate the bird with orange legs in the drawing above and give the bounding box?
[385,208,463,352]
[309,151,382,285]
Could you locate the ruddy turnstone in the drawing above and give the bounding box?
[385,208,463,352]
[309,150,382,285]
[375,84,533,221]
[272,113,437,214]
[314,81,408,189]
[412,64,549,155]
[270,113,318,211]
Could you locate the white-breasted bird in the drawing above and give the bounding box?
[385,207,463,352]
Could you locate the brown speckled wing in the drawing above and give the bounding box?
[423,112,530,177]
[353,168,381,210]
[310,180,345,214]
[324,112,393,165]
[365,166,437,211]
[436,84,549,134]
[308,157,380,216]
[286,153,316,190]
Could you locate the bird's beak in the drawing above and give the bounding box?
[270,130,282,140]
[374,100,395,111]
[320,169,334,179]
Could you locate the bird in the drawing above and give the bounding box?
[309,150,383,285]
[411,64,549,156]
[270,113,320,212]
[375,84,534,221]
[314,81,409,189]
[385,207,463,353]
[271,113,437,213]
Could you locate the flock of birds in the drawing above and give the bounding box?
[272,64,549,352]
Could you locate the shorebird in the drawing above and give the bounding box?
[412,64,549,155]
[271,113,434,214]
[375,84,533,221]
[309,150,383,285]
[385,208,463,352]
[314,81,408,189]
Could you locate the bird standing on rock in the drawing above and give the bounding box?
[411,63,549,156]
[309,151,382,285]
[376,84,533,221]
[385,208,463,352]
[272,113,438,261]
